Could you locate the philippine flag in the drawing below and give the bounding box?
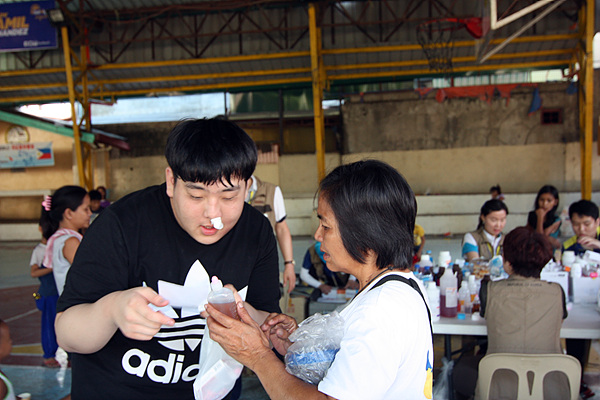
[37,148,52,160]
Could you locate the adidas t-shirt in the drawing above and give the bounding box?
[57,183,280,400]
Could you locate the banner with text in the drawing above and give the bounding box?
[0,1,57,52]
[0,142,54,168]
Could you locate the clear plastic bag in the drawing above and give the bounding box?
[193,324,243,400]
[284,311,344,385]
[432,357,454,400]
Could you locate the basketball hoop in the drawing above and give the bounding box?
[417,18,483,73]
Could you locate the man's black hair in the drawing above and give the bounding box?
[317,159,416,270]
[569,199,599,220]
[165,117,257,185]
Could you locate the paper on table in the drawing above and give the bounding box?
[158,280,210,309]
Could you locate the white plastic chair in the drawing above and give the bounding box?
[475,353,581,400]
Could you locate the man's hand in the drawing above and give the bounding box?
[111,287,174,341]
[578,236,600,251]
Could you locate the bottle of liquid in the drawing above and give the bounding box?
[439,267,458,318]
[468,274,478,303]
[426,281,440,322]
[207,276,239,320]
[420,254,433,276]
[458,281,471,314]
[472,294,481,314]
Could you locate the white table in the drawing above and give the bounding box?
[432,303,600,360]
[433,303,600,339]
[432,304,600,400]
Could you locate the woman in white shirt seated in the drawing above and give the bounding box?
[462,199,509,262]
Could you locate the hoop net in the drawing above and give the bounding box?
[417,19,465,73]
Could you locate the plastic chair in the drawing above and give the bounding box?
[475,353,581,400]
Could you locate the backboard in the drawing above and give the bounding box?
[475,0,569,63]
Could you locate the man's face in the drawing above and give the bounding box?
[165,167,248,245]
[571,213,600,239]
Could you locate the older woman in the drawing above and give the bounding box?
[204,160,433,399]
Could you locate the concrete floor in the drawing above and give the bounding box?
[1,236,599,399]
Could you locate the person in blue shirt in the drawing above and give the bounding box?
[300,242,358,293]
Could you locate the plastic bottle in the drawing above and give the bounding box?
[472,294,481,314]
[468,274,478,303]
[420,254,433,276]
[438,251,452,269]
[207,276,239,320]
[458,281,471,314]
[426,282,440,322]
[439,267,458,317]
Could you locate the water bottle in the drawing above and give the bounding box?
[458,281,471,314]
[207,276,239,319]
[420,254,433,276]
[426,281,440,322]
[468,274,478,303]
[439,267,458,317]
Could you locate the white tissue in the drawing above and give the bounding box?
[211,217,223,230]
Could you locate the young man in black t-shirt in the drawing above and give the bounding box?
[55,118,281,400]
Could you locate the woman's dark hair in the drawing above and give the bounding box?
[476,199,509,229]
[317,160,416,270]
[40,185,88,239]
[38,206,53,240]
[527,185,559,229]
[165,117,257,186]
[503,226,553,278]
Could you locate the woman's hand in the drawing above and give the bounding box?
[261,313,298,355]
[535,207,548,220]
[204,301,272,370]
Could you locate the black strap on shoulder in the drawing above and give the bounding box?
[369,274,433,340]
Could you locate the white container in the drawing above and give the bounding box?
[541,270,570,296]
[439,267,457,318]
[571,263,583,278]
[438,251,452,268]
[207,276,239,319]
[420,254,433,268]
[562,251,576,270]
[583,250,600,265]
[426,282,440,322]
[571,276,600,304]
